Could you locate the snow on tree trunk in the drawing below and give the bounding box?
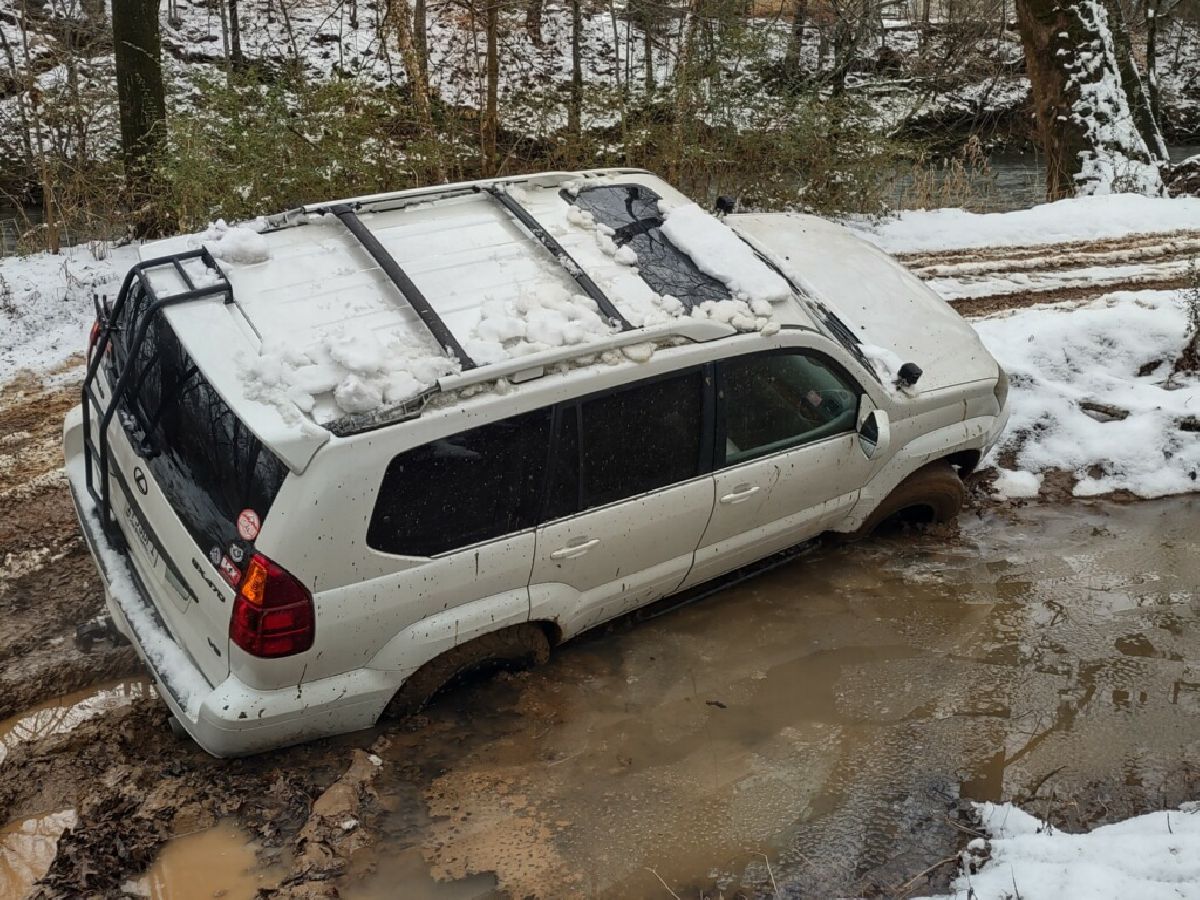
[1015,0,1166,200]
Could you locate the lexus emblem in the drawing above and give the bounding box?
[133,466,148,496]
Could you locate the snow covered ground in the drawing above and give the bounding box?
[920,801,1200,900]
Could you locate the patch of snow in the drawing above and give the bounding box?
[974,290,1200,498]
[201,220,270,265]
[659,202,792,305]
[992,468,1043,499]
[465,283,616,366]
[918,801,1200,900]
[851,194,1200,254]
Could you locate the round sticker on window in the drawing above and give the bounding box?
[237,509,261,541]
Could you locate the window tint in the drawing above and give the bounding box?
[109,294,288,562]
[569,185,731,310]
[579,370,705,509]
[367,410,551,556]
[543,406,581,521]
[720,352,859,465]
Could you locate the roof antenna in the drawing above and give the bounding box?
[714,196,736,219]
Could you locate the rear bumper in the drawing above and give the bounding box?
[64,405,394,757]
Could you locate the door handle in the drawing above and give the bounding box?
[719,484,761,505]
[550,538,600,560]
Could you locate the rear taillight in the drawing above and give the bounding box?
[230,553,315,658]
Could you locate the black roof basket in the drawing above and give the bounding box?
[80,248,233,546]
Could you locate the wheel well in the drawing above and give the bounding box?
[533,618,563,648]
[945,449,981,475]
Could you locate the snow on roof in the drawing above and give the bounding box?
[140,170,807,454]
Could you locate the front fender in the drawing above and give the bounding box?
[836,415,997,533]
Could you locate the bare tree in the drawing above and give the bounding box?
[568,0,583,139]
[112,0,166,200]
[482,0,499,175]
[387,0,444,180]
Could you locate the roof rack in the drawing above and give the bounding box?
[323,319,737,437]
[81,249,233,545]
[480,185,633,332]
[320,203,477,371]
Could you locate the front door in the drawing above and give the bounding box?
[683,349,872,589]
[530,367,715,636]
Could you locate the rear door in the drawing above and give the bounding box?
[682,349,872,589]
[99,288,289,686]
[530,367,715,634]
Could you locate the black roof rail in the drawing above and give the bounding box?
[323,204,477,371]
[482,186,633,332]
[81,248,232,545]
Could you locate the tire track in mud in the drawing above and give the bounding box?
[893,229,1200,313]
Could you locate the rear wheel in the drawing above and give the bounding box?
[384,623,551,718]
[852,460,965,539]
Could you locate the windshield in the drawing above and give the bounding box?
[108,283,287,561]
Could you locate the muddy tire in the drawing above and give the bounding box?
[851,460,965,540]
[384,623,551,718]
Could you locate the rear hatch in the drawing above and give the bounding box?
[93,274,290,687]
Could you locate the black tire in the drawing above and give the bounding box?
[851,460,966,540]
[384,623,551,718]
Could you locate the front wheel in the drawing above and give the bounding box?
[851,460,965,540]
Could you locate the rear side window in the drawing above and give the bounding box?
[110,292,287,558]
[576,369,706,509]
[719,351,859,465]
[569,184,731,310]
[367,409,551,556]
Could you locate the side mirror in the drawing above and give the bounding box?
[858,408,890,460]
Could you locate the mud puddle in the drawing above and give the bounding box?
[0,679,152,764]
[357,498,1200,898]
[0,810,76,899]
[134,821,285,899]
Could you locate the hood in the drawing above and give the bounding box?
[728,213,999,393]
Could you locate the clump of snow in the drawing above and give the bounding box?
[975,290,1200,498]
[919,801,1200,900]
[992,468,1043,499]
[241,327,459,423]
[201,219,270,265]
[659,202,792,305]
[688,298,769,333]
[851,194,1200,254]
[464,283,616,366]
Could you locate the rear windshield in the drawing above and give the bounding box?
[109,283,287,563]
[568,184,731,310]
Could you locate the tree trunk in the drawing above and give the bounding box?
[414,0,428,75]
[228,0,243,65]
[482,0,499,176]
[568,0,583,139]
[644,25,653,92]
[1146,0,1160,129]
[1102,0,1166,160]
[388,0,443,181]
[669,0,700,182]
[526,0,544,45]
[1013,0,1164,199]
[785,0,806,69]
[0,16,35,175]
[112,0,166,198]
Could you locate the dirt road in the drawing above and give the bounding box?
[2,231,1198,899]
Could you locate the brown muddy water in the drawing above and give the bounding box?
[4,498,1200,898]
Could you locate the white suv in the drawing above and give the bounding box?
[64,170,1008,756]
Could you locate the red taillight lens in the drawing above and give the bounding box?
[230,553,315,658]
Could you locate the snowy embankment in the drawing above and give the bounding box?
[854,194,1200,500]
[920,802,1200,900]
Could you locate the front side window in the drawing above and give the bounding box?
[367,409,551,556]
[719,352,859,466]
[575,369,706,510]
